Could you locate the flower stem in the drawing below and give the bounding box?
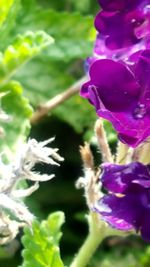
[138,139,150,164]
[31,76,87,124]
[116,142,129,164]
[70,212,107,267]
[94,119,113,163]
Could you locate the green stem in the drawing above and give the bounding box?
[70,212,107,267]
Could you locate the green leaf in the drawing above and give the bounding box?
[0,0,21,49]
[20,212,65,267]
[0,31,54,86]
[15,8,95,61]
[15,57,97,133]
[10,5,96,133]
[140,246,150,266]
[0,81,32,160]
[15,58,74,105]
[70,0,91,13]
[0,0,16,28]
[11,6,96,133]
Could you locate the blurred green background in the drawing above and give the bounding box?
[0,0,150,266]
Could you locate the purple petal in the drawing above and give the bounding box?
[93,34,142,63]
[81,58,150,147]
[141,213,150,242]
[98,0,142,11]
[118,134,141,147]
[87,59,140,112]
[80,81,91,99]
[133,180,150,188]
[95,9,142,50]
[135,49,150,97]
[101,162,150,193]
[95,194,141,230]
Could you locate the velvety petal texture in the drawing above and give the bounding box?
[81,49,150,147]
[95,162,150,242]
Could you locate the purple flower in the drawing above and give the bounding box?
[94,0,150,59]
[81,49,150,147]
[94,162,150,242]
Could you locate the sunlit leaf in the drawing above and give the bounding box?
[15,8,95,61]
[20,212,65,267]
[0,31,54,86]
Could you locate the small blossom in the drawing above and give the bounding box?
[94,162,150,242]
[81,49,150,147]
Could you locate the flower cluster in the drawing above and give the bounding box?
[82,0,150,148]
[80,0,150,242]
[0,137,63,244]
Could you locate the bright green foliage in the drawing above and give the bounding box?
[140,246,150,266]
[0,30,54,158]
[0,0,16,28]
[0,81,32,160]
[0,31,54,86]
[0,0,21,50]
[20,212,65,267]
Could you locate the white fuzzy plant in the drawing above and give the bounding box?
[0,129,64,244]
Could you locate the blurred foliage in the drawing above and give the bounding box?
[0,30,54,85]
[140,247,150,266]
[0,81,32,160]
[13,0,98,134]
[88,236,150,267]
[0,28,53,159]
[0,0,20,43]
[0,0,15,28]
